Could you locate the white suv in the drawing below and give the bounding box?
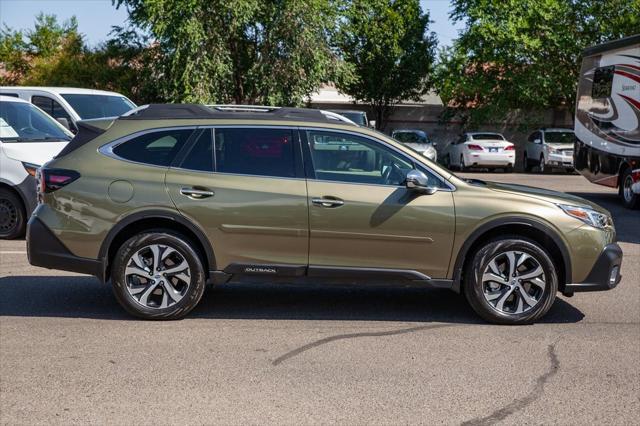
[0,87,135,133]
[523,128,576,173]
[0,96,71,238]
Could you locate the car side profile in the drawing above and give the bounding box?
[523,128,576,173]
[442,132,515,172]
[27,104,622,324]
[0,95,72,239]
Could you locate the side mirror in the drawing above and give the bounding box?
[534,138,542,144]
[369,120,376,129]
[405,170,438,194]
[56,117,70,130]
[432,142,438,148]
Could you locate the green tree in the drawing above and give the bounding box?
[435,0,640,125]
[114,0,344,105]
[335,0,437,129]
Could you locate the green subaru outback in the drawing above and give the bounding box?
[27,104,622,324]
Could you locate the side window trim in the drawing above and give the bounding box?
[300,127,454,191]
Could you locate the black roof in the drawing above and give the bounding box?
[582,34,640,57]
[120,104,350,124]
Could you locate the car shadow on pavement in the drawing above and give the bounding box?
[568,191,640,244]
[0,276,584,324]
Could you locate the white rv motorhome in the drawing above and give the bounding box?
[574,35,640,209]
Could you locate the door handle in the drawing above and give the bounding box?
[312,197,344,208]
[180,187,214,199]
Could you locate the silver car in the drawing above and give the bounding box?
[391,129,437,161]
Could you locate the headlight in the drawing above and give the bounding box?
[546,146,559,154]
[558,204,612,229]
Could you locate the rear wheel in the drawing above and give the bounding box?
[620,167,639,209]
[463,237,558,325]
[0,188,26,239]
[111,231,207,319]
[460,155,467,171]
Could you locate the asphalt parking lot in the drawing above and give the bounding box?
[1,173,638,425]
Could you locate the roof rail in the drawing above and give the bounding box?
[120,103,357,125]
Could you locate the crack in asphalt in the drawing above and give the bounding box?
[460,343,560,426]
[272,323,455,366]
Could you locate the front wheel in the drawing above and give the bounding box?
[539,155,548,174]
[620,168,640,209]
[111,231,207,319]
[463,237,558,325]
[0,188,26,239]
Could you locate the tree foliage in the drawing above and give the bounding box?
[114,0,345,105]
[435,0,640,125]
[335,0,437,128]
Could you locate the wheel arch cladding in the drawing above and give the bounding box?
[451,217,571,293]
[99,210,215,282]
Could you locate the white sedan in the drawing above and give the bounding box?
[442,132,516,172]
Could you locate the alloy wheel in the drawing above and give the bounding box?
[0,198,18,235]
[623,174,634,203]
[539,156,546,173]
[481,250,546,315]
[124,244,191,309]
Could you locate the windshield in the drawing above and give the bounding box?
[471,133,504,140]
[394,131,430,144]
[0,101,71,142]
[61,94,136,119]
[331,111,366,126]
[545,131,576,144]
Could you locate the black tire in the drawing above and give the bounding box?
[539,155,548,174]
[463,236,558,325]
[504,165,514,173]
[0,188,26,239]
[111,231,207,319]
[523,153,532,172]
[620,167,640,209]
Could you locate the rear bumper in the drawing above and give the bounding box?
[27,216,105,280]
[563,243,622,295]
[465,152,515,166]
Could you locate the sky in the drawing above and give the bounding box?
[0,0,464,48]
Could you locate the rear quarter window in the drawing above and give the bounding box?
[112,129,193,166]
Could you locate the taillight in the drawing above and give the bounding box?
[22,162,39,177]
[504,145,515,151]
[39,168,80,193]
[467,144,483,151]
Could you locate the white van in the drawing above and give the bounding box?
[0,95,72,238]
[0,87,136,133]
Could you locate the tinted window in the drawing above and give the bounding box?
[545,131,576,144]
[307,130,412,186]
[113,129,193,166]
[471,133,505,140]
[0,101,71,142]
[1,93,19,98]
[180,129,214,172]
[214,128,296,178]
[32,96,73,123]
[61,94,136,119]
[592,66,614,99]
[394,131,428,144]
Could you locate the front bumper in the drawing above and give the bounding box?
[563,243,622,296]
[27,216,105,280]
[547,153,574,168]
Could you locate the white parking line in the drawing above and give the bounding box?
[0,251,27,254]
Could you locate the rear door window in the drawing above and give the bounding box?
[32,95,76,131]
[180,129,214,172]
[214,127,296,178]
[113,129,193,166]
